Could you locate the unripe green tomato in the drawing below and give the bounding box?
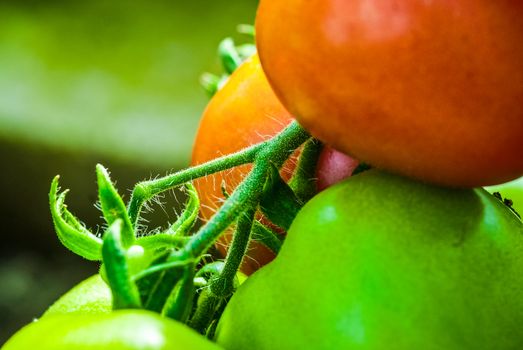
[216,170,523,349]
[43,275,111,317]
[2,310,223,350]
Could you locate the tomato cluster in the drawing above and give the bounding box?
[4,1,523,349]
[191,54,358,273]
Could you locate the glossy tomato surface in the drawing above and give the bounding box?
[43,275,112,317]
[191,54,357,273]
[3,310,223,350]
[216,170,523,349]
[256,0,523,187]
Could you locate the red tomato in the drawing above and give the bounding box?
[191,54,357,274]
[256,0,523,187]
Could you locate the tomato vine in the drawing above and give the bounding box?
[50,117,311,333]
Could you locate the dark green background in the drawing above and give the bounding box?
[0,0,257,343]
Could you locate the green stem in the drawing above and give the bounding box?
[182,121,310,258]
[188,208,255,334]
[127,141,264,227]
[188,288,222,334]
[210,208,255,297]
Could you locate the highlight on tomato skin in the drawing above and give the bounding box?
[255,0,523,188]
[2,310,223,350]
[191,54,359,274]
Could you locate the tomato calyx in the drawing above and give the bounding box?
[200,26,255,97]
[49,119,312,335]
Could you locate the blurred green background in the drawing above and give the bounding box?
[0,0,257,343]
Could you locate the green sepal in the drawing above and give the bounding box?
[200,73,228,97]
[288,138,322,202]
[260,163,303,231]
[236,24,255,37]
[133,256,195,282]
[162,265,196,322]
[96,164,135,248]
[134,250,171,306]
[218,37,242,75]
[144,262,184,312]
[251,221,283,254]
[136,234,188,251]
[236,43,256,60]
[101,219,142,310]
[167,182,200,236]
[49,176,102,261]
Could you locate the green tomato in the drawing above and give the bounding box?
[43,275,112,317]
[216,169,523,349]
[3,310,223,350]
[485,176,523,215]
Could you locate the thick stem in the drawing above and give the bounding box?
[188,288,222,334]
[210,207,255,298]
[182,121,310,259]
[187,208,256,333]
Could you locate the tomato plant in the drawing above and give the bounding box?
[7,11,519,348]
[192,54,358,273]
[256,0,523,187]
[216,170,523,349]
[3,310,223,350]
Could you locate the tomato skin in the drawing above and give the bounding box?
[216,170,523,349]
[191,54,294,273]
[191,54,357,273]
[256,0,523,187]
[3,310,223,350]
[43,275,112,317]
[191,54,295,220]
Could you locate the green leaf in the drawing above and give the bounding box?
[162,265,195,322]
[96,164,135,248]
[102,219,142,310]
[260,163,303,231]
[251,221,283,254]
[49,176,102,261]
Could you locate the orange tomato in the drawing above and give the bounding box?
[191,55,357,273]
